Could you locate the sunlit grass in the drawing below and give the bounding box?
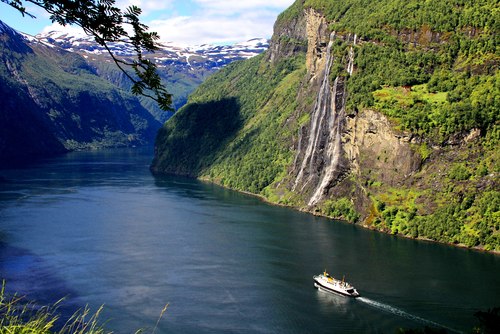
[373,84,447,109]
[0,282,168,334]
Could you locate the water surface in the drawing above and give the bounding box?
[0,148,498,333]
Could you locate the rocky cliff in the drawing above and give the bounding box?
[285,7,424,211]
[152,0,499,252]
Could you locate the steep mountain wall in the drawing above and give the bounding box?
[152,0,499,252]
[0,21,161,167]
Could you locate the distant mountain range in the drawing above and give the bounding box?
[35,30,268,72]
[31,30,269,122]
[0,20,268,167]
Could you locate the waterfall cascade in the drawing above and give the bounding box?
[293,32,337,192]
[293,33,356,206]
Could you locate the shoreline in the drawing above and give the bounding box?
[194,175,500,256]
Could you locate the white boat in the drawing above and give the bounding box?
[313,270,360,297]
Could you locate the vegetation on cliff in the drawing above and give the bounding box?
[153,53,306,195]
[152,0,499,251]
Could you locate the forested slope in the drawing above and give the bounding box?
[0,21,160,167]
[152,0,499,252]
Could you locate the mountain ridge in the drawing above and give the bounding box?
[29,29,269,121]
[34,30,268,72]
[0,19,160,167]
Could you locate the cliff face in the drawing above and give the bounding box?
[152,0,499,251]
[279,7,421,210]
[0,21,161,167]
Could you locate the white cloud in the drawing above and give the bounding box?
[36,0,295,46]
[150,10,279,45]
[150,0,295,45]
[193,0,293,11]
[40,22,89,37]
[115,0,175,16]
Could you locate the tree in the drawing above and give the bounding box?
[2,0,173,111]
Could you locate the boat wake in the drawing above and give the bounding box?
[357,297,461,333]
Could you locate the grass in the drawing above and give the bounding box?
[0,282,168,334]
[373,84,447,109]
[0,283,108,334]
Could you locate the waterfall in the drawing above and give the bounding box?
[308,76,346,206]
[293,33,356,206]
[347,34,356,76]
[292,32,336,192]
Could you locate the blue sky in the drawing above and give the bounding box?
[0,0,295,45]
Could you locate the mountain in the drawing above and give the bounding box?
[36,30,268,70]
[0,18,268,168]
[151,0,499,252]
[0,20,160,167]
[35,30,269,122]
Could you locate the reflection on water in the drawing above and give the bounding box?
[315,288,350,313]
[0,148,499,333]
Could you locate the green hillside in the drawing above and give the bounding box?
[90,58,212,123]
[0,22,160,166]
[152,0,499,251]
[153,54,305,191]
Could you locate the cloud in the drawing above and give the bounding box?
[150,8,284,45]
[150,0,295,45]
[36,0,295,46]
[193,0,293,11]
[115,0,175,15]
[40,22,89,37]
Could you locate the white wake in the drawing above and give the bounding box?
[357,297,461,333]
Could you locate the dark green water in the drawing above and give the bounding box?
[0,148,498,333]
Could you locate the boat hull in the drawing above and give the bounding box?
[313,276,360,298]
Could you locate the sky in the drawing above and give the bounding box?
[0,0,296,45]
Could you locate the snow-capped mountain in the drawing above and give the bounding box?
[35,30,269,71]
[3,21,269,122]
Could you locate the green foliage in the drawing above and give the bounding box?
[0,283,108,333]
[0,282,169,334]
[448,163,472,181]
[415,142,433,162]
[304,0,498,35]
[153,53,307,194]
[358,47,498,140]
[276,0,304,26]
[321,198,360,223]
[371,183,499,250]
[153,98,242,176]
[153,0,499,251]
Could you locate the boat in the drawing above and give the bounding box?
[313,270,360,297]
